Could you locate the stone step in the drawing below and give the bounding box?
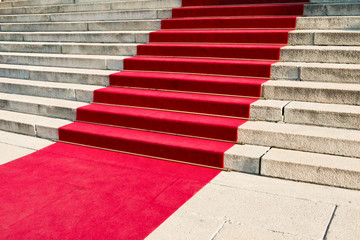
[0,20,161,32]
[0,129,52,151]
[262,80,360,106]
[0,109,70,139]
[0,9,172,23]
[304,3,360,16]
[289,30,360,46]
[261,147,360,190]
[0,0,181,15]
[296,16,360,30]
[0,92,87,120]
[283,101,360,130]
[0,77,103,101]
[280,46,360,64]
[0,30,149,43]
[271,62,360,84]
[0,0,74,8]
[0,31,150,43]
[0,42,138,56]
[0,52,127,70]
[238,121,360,158]
[0,64,116,85]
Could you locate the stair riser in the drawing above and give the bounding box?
[137,44,282,60]
[161,17,297,30]
[262,85,360,106]
[284,106,360,130]
[296,16,360,30]
[0,82,94,102]
[172,5,305,18]
[280,48,360,64]
[0,54,123,70]
[124,58,273,78]
[0,43,137,56]
[271,62,360,84]
[238,126,360,159]
[304,3,360,16]
[0,33,149,43]
[149,31,290,44]
[0,10,171,23]
[0,0,181,15]
[0,67,111,85]
[0,100,77,120]
[0,20,161,32]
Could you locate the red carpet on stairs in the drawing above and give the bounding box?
[1,0,307,238]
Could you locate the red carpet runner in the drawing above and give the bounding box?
[0,0,307,238]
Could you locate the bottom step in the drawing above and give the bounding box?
[262,148,360,190]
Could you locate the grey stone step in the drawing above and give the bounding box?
[0,0,181,15]
[0,41,138,56]
[304,3,360,16]
[284,101,360,130]
[238,121,360,158]
[0,20,161,32]
[0,129,52,150]
[261,148,360,190]
[289,30,360,46]
[0,9,172,23]
[280,46,360,64]
[0,31,150,43]
[0,52,127,70]
[0,0,74,8]
[296,16,360,30]
[0,77,102,101]
[0,92,87,120]
[271,62,360,84]
[0,109,70,139]
[262,80,360,106]
[0,64,116,85]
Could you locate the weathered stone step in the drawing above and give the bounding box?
[0,0,73,8]
[0,0,181,15]
[0,92,87,120]
[0,64,115,85]
[296,16,360,30]
[0,31,150,43]
[262,80,360,105]
[304,3,360,16]
[0,52,127,70]
[271,62,360,84]
[288,30,360,46]
[0,42,138,56]
[283,101,360,130]
[0,77,102,101]
[0,20,161,32]
[261,147,360,190]
[0,109,70,139]
[280,46,360,64]
[238,121,360,158]
[0,9,171,23]
[0,129,52,151]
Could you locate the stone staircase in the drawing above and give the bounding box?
[1,0,360,190]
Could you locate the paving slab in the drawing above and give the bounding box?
[147,172,336,240]
[0,142,35,165]
[326,206,360,240]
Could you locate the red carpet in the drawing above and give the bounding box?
[0,143,220,239]
[1,0,306,238]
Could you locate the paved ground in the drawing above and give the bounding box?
[1,140,359,240]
